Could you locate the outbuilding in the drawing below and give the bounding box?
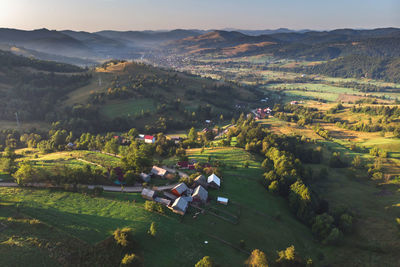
[154,197,171,206]
[151,166,168,178]
[140,173,151,182]
[217,197,229,205]
[141,188,156,200]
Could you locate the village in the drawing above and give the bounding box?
[141,164,225,216]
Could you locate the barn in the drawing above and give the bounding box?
[170,197,189,215]
[207,173,221,188]
[171,183,189,197]
[192,185,208,203]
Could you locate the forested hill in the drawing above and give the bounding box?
[0,50,91,121]
[269,55,400,83]
[166,29,400,60]
[0,52,260,134]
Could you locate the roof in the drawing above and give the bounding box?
[141,188,156,198]
[207,173,221,187]
[177,161,189,168]
[194,175,206,184]
[172,183,189,195]
[154,197,171,206]
[192,185,208,202]
[171,197,189,212]
[151,166,167,176]
[145,135,154,140]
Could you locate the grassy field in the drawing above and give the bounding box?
[100,98,156,119]
[0,147,326,266]
[14,149,121,170]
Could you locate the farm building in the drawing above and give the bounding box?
[144,135,155,144]
[140,173,151,182]
[151,166,168,178]
[170,197,189,215]
[207,173,221,188]
[141,188,156,200]
[171,183,189,197]
[217,197,229,205]
[194,175,208,188]
[192,185,208,203]
[154,197,171,206]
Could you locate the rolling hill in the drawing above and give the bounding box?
[0,51,259,133]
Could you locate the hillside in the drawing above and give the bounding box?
[166,29,400,60]
[61,60,259,133]
[0,49,90,122]
[0,51,259,133]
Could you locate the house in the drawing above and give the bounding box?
[177,161,189,169]
[217,197,229,205]
[207,173,221,188]
[194,175,208,188]
[144,135,155,144]
[290,101,299,105]
[140,173,151,182]
[171,183,189,197]
[192,185,208,203]
[151,166,168,178]
[154,197,171,206]
[205,120,211,124]
[170,197,189,215]
[141,188,156,200]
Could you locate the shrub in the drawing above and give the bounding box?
[148,222,157,237]
[246,249,268,267]
[113,227,133,247]
[144,201,165,214]
[195,256,213,267]
[120,253,139,266]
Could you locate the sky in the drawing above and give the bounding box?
[1,0,399,32]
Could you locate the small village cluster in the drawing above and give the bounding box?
[252,107,272,120]
[141,171,225,215]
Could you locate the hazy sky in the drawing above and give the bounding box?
[1,0,399,32]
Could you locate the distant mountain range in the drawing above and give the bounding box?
[0,27,399,64]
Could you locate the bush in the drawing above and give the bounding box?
[120,253,139,266]
[195,256,213,267]
[144,201,165,214]
[246,249,268,267]
[113,227,133,247]
[148,222,157,237]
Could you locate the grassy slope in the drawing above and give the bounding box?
[0,147,324,266]
[64,61,257,120]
